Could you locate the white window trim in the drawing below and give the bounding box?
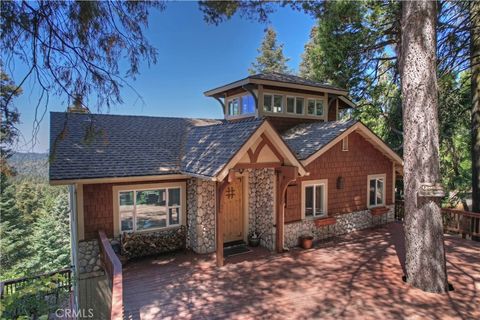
[342,136,349,151]
[367,174,386,208]
[261,90,327,120]
[113,182,186,237]
[286,96,296,114]
[286,96,305,115]
[301,179,328,220]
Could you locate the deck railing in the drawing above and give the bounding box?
[98,230,123,320]
[0,268,71,298]
[441,208,480,239]
[394,200,480,239]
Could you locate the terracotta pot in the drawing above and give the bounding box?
[248,237,260,247]
[300,236,314,249]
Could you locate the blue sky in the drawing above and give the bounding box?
[12,2,315,152]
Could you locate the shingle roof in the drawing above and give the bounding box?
[249,72,347,92]
[204,72,347,96]
[181,118,264,177]
[49,113,264,181]
[282,119,357,160]
[49,112,221,181]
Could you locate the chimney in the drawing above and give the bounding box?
[67,94,90,113]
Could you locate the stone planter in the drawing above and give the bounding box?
[300,235,314,249]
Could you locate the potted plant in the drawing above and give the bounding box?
[248,231,261,247]
[299,234,314,249]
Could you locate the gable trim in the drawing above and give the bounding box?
[216,121,307,182]
[301,122,403,167]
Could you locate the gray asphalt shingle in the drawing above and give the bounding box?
[282,119,357,160]
[49,113,264,181]
[181,118,264,177]
[250,72,347,92]
[49,112,221,181]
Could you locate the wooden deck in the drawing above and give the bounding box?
[122,223,480,320]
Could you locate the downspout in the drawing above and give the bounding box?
[68,184,79,311]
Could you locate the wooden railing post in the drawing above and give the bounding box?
[98,230,123,320]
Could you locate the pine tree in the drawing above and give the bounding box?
[28,194,70,273]
[0,175,32,280]
[249,27,290,75]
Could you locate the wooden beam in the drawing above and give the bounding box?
[276,166,298,253]
[234,162,282,170]
[261,133,285,163]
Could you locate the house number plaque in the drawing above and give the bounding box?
[418,183,445,198]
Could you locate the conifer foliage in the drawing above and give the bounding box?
[249,27,290,75]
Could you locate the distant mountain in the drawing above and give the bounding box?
[8,152,49,180]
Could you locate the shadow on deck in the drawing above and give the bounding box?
[122,223,480,320]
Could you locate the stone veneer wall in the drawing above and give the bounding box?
[284,205,394,248]
[186,178,216,254]
[78,240,102,274]
[248,169,276,251]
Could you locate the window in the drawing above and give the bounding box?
[241,94,255,114]
[263,94,273,112]
[302,180,327,218]
[227,94,255,116]
[296,97,304,114]
[273,95,283,112]
[228,98,240,116]
[368,175,385,207]
[287,97,304,114]
[286,97,295,113]
[119,187,182,232]
[263,94,283,113]
[342,136,349,151]
[307,99,324,116]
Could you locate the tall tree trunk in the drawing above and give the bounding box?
[400,0,448,293]
[471,0,480,213]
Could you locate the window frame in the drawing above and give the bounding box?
[262,91,327,119]
[301,179,328,220]
[286,96,305,115]
[367,174,386,208]
[113,182,186,236]
[226,93,256,118]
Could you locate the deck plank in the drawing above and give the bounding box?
[122,223,480,320]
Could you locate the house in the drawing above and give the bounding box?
[49,73,403,282]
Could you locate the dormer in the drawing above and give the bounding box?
[204,72,356,132]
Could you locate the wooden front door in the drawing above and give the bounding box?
[222,177,244,243]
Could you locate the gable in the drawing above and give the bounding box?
[215,121,307,181]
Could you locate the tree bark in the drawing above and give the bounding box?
[400,0,448,293]
[471,0,480,213]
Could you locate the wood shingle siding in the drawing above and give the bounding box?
[298,132,393,215]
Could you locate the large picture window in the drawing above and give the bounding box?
[302,180,327,218]
[368,174,385,207]
[119,187,182,232]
